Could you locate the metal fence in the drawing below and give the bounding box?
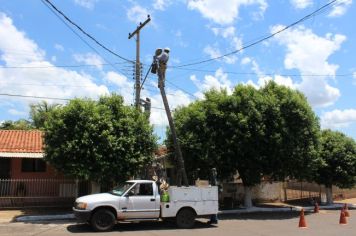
[0,179,90,208]
[283,181,322,202]
[283,181,356,203]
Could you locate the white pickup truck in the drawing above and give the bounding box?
[73,180,218,231]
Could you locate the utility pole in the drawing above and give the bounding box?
[159,82,189,187]
[128,15,151,110]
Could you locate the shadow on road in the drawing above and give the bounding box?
[67,220,216,233]
[219,211,303,221]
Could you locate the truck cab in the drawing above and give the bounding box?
[73,180,218,232]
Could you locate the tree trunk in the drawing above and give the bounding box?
[244,186,253,208]
[325,186,333,205]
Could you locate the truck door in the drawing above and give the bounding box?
[119,183,160,219]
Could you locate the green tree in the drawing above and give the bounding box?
[168,82,320,208]
[314,130,356,205]
[30,101,60,129]
[44,94,157,184]
[0,119,34,130]
[260,82,321,181]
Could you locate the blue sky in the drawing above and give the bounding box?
[0,0,355,141]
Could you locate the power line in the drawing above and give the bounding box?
[0,93,173,111]
[0,62,132,69]
[0,93,70,101]
[165,80,198,98]
[174,0,338,68]
[168,67,353,77]
[1,82,109,88]
[43,0,134,63]
[41,0,128,76]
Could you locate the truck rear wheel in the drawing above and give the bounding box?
[90,209,116,232]
[176,208,196,229]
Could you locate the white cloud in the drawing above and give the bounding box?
[246,75,296,89]
[208,25,243,62]
[73,52,104,70]
[328,0,352,17]
[290,0,313,9]
[8,108,27,116]
[321,109,356,129]
[353,72,356,85]
[127,5,150,24]
[187,0,267,25]
[153,0,172,11]
[105,71,133,104]
[190,68,233,98]
[211,26,236,38]
[74,0,98,10]
[172,30,188,48]
[204,45,237,64]
[241,57,251,65]
[271,25,346,107]
[0,13,108,113]
[148,88,192,126]
[54,43,64,51]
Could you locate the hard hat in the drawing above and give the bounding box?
[164,47,170,52]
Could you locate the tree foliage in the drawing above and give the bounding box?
[168,82,320,188]
[0,119,34,130]
[44,94,157,184]
[30,101,61,129]
[315,129,356,189]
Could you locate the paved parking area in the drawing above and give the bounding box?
[0,210,354,236]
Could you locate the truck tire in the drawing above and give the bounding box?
[176,208,196,229]
[90,209,116,232]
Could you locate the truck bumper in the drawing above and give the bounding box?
[73,208,92,222]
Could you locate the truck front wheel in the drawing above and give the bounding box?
[90,209,116,232]
[176,208,196,229]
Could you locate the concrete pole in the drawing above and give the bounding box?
[158,74,188,187]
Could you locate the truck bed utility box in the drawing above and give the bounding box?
[160,186,218,218]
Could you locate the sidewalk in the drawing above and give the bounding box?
[1,201,355,223]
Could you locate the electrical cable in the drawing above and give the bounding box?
[173,0,338,68]
[0,93,70,101]
[41,0,129,76]
[0,62,132,69]
[43,0,134,63]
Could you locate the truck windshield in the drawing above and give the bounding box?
[110,182,134,196]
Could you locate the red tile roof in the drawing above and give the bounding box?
[0,130,43,153]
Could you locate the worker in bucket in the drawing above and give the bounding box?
[151,48,162,74]
[156,47,170,88]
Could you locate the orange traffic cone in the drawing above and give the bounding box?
[344,204,350,217]
[299,208,307,228]
[314,202,320,213]
[339,210,347,225]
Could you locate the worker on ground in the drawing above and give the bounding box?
[157,47,170,88]
[208,168,218,224]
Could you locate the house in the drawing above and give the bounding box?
[0,130,61,179]
[0,130,89,208]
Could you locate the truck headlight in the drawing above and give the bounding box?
[75,202,87,210]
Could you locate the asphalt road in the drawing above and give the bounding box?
[0,210,354,236]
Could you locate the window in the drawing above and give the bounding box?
[129,183,153,196]
[21,159,46,172]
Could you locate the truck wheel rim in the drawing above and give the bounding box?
[96,213,112,228]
